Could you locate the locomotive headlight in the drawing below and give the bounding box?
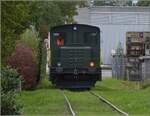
[73,26,77,30]
[90,62,95,67]
[57,62,61,67]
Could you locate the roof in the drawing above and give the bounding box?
[89,6,150,12]
[50,24,100,31]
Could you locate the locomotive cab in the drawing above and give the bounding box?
[50,24,101,88]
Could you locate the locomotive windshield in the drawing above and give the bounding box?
[84,32,98,45]
[52,31,99,46]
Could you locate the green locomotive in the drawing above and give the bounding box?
[50,24,101,88]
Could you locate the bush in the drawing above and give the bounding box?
[14,28,47,84]
[1,91,22,115]
[1,67,22,115]
[18,29,39,61]
[7,43,38,90]
[17,28,44,82]
[1,67,21,93]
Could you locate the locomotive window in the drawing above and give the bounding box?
[84,32,97,45]
[53,32,66,46]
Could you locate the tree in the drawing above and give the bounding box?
[93,0,150,6]
[30,1,63,34]
[137,0,150,6]
[54,1,78,24]
[17,28,39,60]
[2,1,81,81]
[94,0,106,6]
[28,2,64,81]
[126,0,132,6]
[29,1,82,81]
[1,1,30,65]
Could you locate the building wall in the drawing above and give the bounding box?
[140,57,150,83]
[74,6,150,64]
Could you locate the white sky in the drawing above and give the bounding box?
[132,0,138,4]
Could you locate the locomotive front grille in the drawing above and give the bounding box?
[60,46,91,68]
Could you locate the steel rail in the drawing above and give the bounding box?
[61,90,76,116]
[90,91,129,116]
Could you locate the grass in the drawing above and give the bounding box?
[17,77,150,116]
[64,90,119,116]
[17,77,69,116]
[93,79,150,116]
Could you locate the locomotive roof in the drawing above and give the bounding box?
[50,24,100,32]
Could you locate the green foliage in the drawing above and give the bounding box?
[1,1,30,65]
[30,1,82,35]
[36,75,51,89]
[1,67,21,93]
[36,41,47,82]
[137,0,150,6]
[94,0,106,6]
[1,91,22,115]
[18,29,39,60]
[17,28,42,83]
[28,2,64,81]
[1,1,80,65]
[30,1,64,33]
[40,45,47,80]
[94,0,150,6]
[126,0,132,6]
[77,1,88,8]
[1,1,30,34]
[54,1,78,23]
[1,1,81,82]
[1,67,22,115]
[94,0,118,6]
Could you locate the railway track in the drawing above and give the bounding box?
[61,90,76,116]
[89,91,129,116]
[61,90,128,116]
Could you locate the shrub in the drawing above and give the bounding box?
[17,28,44,82]
[1,91,22,115]
[1,67,21,93]
[1,67,22,115]
[7,43,38,90]
[18,29,39,61]
[16,28,47,83]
